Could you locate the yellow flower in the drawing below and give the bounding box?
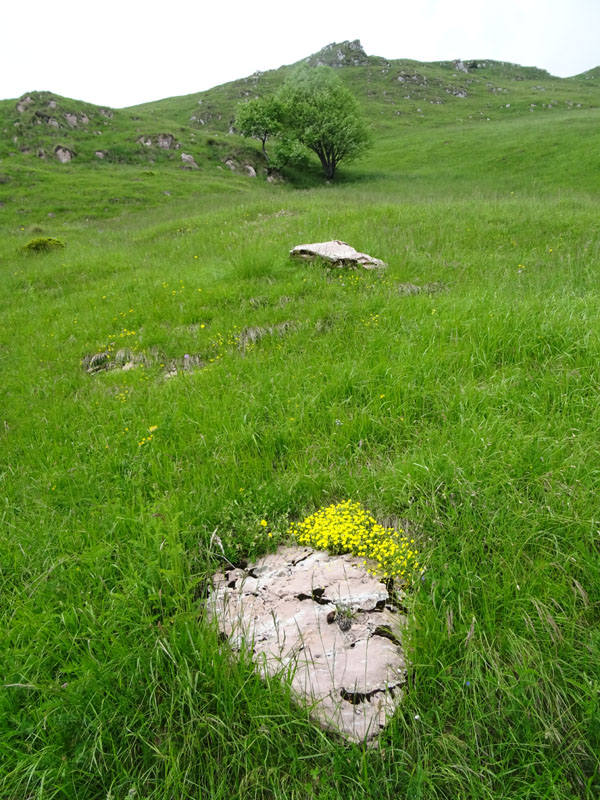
[260,520,268,527]
[148,425,158,433]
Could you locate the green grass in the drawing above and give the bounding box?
[1,64,600,798]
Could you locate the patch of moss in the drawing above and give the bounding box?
[22,236,65,254]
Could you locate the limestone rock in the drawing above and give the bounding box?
[290,240,386,269]
[181,152,198,169]
[244,164,256,178]
[16,96,33,113]
[95,150,106,159]
[156,133,177,149]
[64,113,78,128]
[208,547,407,744]
[305,40,369,68]
[54,146,74,163]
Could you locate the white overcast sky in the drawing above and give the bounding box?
[2,0,598,107]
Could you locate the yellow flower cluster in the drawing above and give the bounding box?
[288,500,419,583]
[138,426,158,447]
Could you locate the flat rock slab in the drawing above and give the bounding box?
[208,546,407,744]
[290,240,387,269]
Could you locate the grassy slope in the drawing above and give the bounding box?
[1,47,599,800]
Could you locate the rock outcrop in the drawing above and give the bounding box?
[305,40,369,68]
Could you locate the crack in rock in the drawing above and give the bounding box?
[207,546,408,744]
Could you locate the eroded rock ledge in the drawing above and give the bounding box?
[207,546,407,744]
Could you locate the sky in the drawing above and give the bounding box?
[2,0,599,108]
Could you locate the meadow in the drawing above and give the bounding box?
[1,102,599,799]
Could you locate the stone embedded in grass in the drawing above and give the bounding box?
[208,546,407,745]
[397,281,447,296]
[290,240,386,270]
[181,153,199,169]
[54,146,74,163]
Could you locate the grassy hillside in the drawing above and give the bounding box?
[1,41,599,800]
[133,40,600,136]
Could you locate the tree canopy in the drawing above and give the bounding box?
[235,66,372,180]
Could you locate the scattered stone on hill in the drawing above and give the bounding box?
[95,150,106,159]
[54,146,74,163]
[453,59,469,74]
[290,240,387,270]
[48,99,57,109]
[181,152,198,169]
[157,133,177,149]
[65,113,78,128]
[305,39,369,68]
[224,158,237,171]
[37,149,46,158]
[137,133,179,150]
[446,86,468,98]
[244,164,256,177]
[16,96,33,113]
[207,546,407,745]
[80,113,89,125]
[99,108,113,118]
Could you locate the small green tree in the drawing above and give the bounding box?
[235,96,282,165]
[279,66,372,180]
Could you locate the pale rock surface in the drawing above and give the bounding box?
[208,547,407,744]
[64,113,78,128]
[290,240,387,269]
[54,146,74,163]
[181,152,198,169]
[16,96,33,113]
[454,59,469,73]
[244,164,257,177]
[157,133,177,149]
